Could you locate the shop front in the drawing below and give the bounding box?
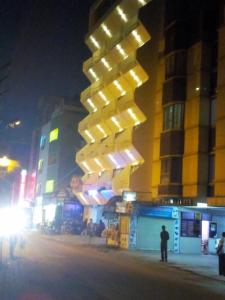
[104,200,225,254]
[135,206,179,252]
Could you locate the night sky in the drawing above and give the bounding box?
[0,0,94,166]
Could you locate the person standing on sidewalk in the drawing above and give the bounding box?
[87,219,94,237]
[160,225,169,262]
[217,232,225,276]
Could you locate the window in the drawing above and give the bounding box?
[45,180,54,193]
[38,159,43,172]
[160,159,170,184]
[40,135,46,149]
[49,128,59,142]
[163,103,184,130]
[160,157,182,184]
[210,98,216,127]
[181,212,201,237]
[165,52,186,79]
[208,155,215,183]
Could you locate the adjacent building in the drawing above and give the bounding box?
[77,0,225,253]
[34,98,85,224]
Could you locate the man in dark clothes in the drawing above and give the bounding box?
[160,225,169,262]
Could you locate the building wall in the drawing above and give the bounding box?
[36,106,84,198]
[36,122,51,196]
[150,0,223,205]
[130,0,164,200]
[58,109,84,190]
[214,12,225,204]
[179,237,201,254]
[78,0,225,208]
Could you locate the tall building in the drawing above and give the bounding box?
[77,0,225,252]
[151,0,225,207]
[76,0,154,221]
[36,100,85,203]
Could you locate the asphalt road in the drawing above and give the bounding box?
[1,234,225,300]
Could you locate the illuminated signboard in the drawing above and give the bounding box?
[122,191,137,202]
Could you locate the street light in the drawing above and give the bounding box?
[7,119,21,128]
[0,118,22,129]
[0,156,20,173]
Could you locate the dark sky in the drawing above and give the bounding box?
[0,0,94,166]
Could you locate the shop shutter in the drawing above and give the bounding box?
[137,217,174,251]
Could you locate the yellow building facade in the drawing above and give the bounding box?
[76,0,225,219]
[76,0,155,208]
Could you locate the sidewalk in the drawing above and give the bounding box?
[42,233,225,282]
[126,250,225,281]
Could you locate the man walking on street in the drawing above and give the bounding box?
[160,225,169,262]
[217,232,225,276]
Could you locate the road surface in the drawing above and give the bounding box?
[0,233,225,300]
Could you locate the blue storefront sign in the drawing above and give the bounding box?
[138,206,178,219]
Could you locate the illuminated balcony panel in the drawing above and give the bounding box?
[89,68,99,82]
[116,5,128,23]
[82,58,148,104]
[86,98,97,112]
[83,21,151,75]
[90,35,100,50]
[123,147,143,166]
[101,57,112,71]
[98,91,110,106]
[101,23,113,38]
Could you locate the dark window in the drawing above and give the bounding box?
[165,0,187,27]
[162,77,186,104]
[163,103,184,130]
[181,220,201,237]
[165,52,186,79]
[208,154,215,183]
[210,98,216,127]
[161,159,171,184]
[160,157,182,184]
[181,212,201,237]
[164,22,187,54]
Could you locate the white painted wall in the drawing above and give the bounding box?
[180,237,201,254]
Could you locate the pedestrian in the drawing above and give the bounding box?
[160,225,169,262]
[81,218,88,236]
[96,219,105,237]
[217,232,225,276]
[87,218,94,237]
